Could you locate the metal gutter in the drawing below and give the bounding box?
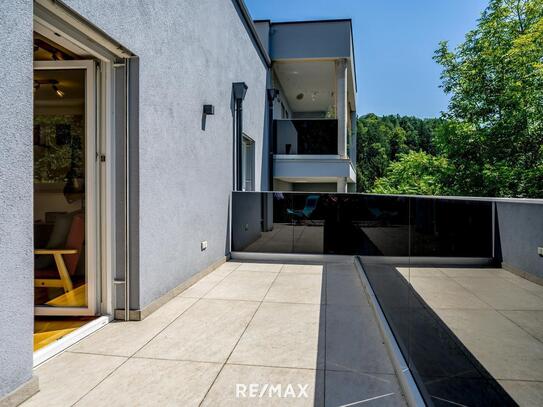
[233,0,271,67]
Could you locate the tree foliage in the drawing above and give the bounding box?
[359,0,543,198]
[356,114,442,192]
[434,0,543,197]
[372,151,454,196]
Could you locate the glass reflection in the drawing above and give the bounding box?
[34,68,87,308]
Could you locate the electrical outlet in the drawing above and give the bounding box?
[538,246,543,257]
[201,241,208,251]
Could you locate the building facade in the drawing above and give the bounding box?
[0,0,357,403]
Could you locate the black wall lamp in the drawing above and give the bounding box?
[203,104,214,115]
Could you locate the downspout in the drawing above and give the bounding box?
[233,82,248,191]
[124,58,131,321]
[267,89,278,191]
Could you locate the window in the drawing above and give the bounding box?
[241,135,255,191]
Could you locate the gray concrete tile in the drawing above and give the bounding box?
[229,302,325,370]
[281,264,324,275]
[500,272,543,299]
[179,267,236,298]
[236,262,284,272]
[264,273,324,304]
[326,266,369,307]
[499,380,543,407]
[410,276,491,310]
[439,268,516,278]
[500,310,543,342]
[326,305,394,374]
[75,358,221,407]
[325,371,406,407]
[202,364,323,406]
[395,266,445,279]
[136,299,259,363]
[69,296,197,356]
[436,309,543,381]
[452,276,543,310]
[22,352,126,407]
[204,270,277,301]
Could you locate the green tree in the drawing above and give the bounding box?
[434,0,543,197]
[372,151,453,195]
[356,114,441,192]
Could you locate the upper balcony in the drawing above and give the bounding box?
[255,20,358,192]
[272,119,356,191]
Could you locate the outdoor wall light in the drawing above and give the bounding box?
[203,104,214,115]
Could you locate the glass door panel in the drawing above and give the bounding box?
[34,61,97,315]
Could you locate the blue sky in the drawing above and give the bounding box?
[245,0,488,118]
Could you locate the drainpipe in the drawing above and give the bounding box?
[124,58,131,321]
[267,89,279,191]
[233,82,248,191]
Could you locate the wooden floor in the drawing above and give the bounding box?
[34,316,96,351]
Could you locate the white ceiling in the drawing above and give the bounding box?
[274,61,336,114]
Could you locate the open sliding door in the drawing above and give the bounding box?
[33,60,99,316]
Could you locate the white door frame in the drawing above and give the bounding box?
[34,60,99,316]
[34,0,131,319]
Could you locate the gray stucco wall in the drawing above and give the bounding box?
[496,202,543,281]
[269,21,352,60]
[64,0,268,308]
[0,0,34,398]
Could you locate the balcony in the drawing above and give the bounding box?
[273,119,356,191]
[232,191,543,406]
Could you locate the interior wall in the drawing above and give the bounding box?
[63,0,269,309]
[496,202,543,282]
[0,0,34,399]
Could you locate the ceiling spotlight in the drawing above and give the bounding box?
[296,93,304,100]
[52,84,65,98]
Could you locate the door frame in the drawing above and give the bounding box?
[34,60,99,316]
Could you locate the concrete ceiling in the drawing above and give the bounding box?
[274,61,336,114]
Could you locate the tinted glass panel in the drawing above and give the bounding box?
[274,119,338,155]
[411,198,493,257]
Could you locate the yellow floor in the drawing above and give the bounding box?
[34,317,95,351]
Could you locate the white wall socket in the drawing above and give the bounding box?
[201,241,208,251]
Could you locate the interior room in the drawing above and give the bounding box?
[33,29,97,351]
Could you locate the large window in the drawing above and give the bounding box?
[241,135,255,191]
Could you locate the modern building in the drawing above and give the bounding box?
[255,19,358,193]
[2,1,543,407]
[0,0,358,404]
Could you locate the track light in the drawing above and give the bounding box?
[52,84,65,98]
[33,79,65,97]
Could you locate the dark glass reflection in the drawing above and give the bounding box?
[362,261,516,406]
[411,198,493,257]
[273,119,338,155]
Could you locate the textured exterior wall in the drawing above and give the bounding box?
[64,0,268,308]
[0,0,34,398]
[269,21,352,60]
[497,202,543,280]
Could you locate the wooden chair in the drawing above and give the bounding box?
[34,213,85,293]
